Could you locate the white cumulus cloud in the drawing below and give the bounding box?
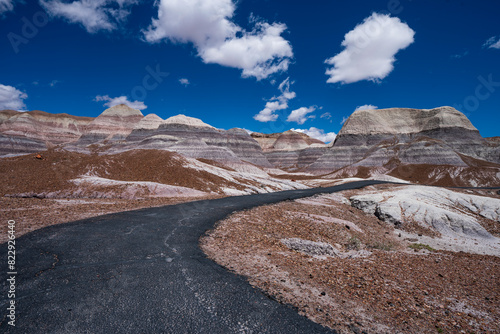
[41,0,137,33]
[0,84,27,111]
[483,36,500,49]
[355,104,378,111]
[291,127,337,143]
[286,106,316,125]
[143,0,293,80]
[143,0,236,46]
[253,100,287,122]
[179,78,190,86]
[95,95,147,110]
[325,13,415,84]
[254,77,295,122]
[0,0,15,14]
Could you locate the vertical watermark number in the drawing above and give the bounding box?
[6,220,17,327]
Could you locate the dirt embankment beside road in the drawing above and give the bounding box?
[201,186,500,334]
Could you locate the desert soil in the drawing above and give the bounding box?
[2,150,499,333]
[0,149,244,196]
[201,185,500,334]
[0,149,236,243]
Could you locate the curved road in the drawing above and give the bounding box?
[0,180,390,333]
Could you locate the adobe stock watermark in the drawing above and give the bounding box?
[348,0,410,54]
[130,64,169,101]
[453,74,500,114]
[6,220,17,327]
[7,10,49,54]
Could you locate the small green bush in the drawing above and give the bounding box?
[369,242,394,251]
[409,243,435,252]
[346,237,361,250]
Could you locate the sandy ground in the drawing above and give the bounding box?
[201,185,500,334]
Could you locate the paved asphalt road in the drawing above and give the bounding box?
[0,180,390,333]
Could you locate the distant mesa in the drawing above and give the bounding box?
[251,130,325,152]
[134,114,164,130]
[164,114,215,129]
[251,130,328,170]
[99,104,144,118]
[307,106,500,186]
[71,104,145,147]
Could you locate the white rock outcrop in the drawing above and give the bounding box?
[164,114,215,128]
[350,186,500,239]
[133,114,164,130]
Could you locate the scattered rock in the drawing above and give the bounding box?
[281,238,339,257]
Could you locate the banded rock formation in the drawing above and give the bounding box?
[113,114,272,170]
[307,107,500,183]
[252,130,328,170]
[73,104,144,146]
[0,106,272,171]
[0,110,93,155]
[134,113,164,130]
[0,134,46,156]
[1,105,498,186]
[252,130,325,151]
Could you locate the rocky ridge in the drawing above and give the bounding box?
[0,105,276,172]
[119,113,272,171]
[0,105,499,186]
[307,107,500,186]
[72,104,144,147]
[252,130,328,170]
[0,109,93,155]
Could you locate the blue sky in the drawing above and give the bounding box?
[1,0,499,141]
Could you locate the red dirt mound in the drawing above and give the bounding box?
[0,149,243,196]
